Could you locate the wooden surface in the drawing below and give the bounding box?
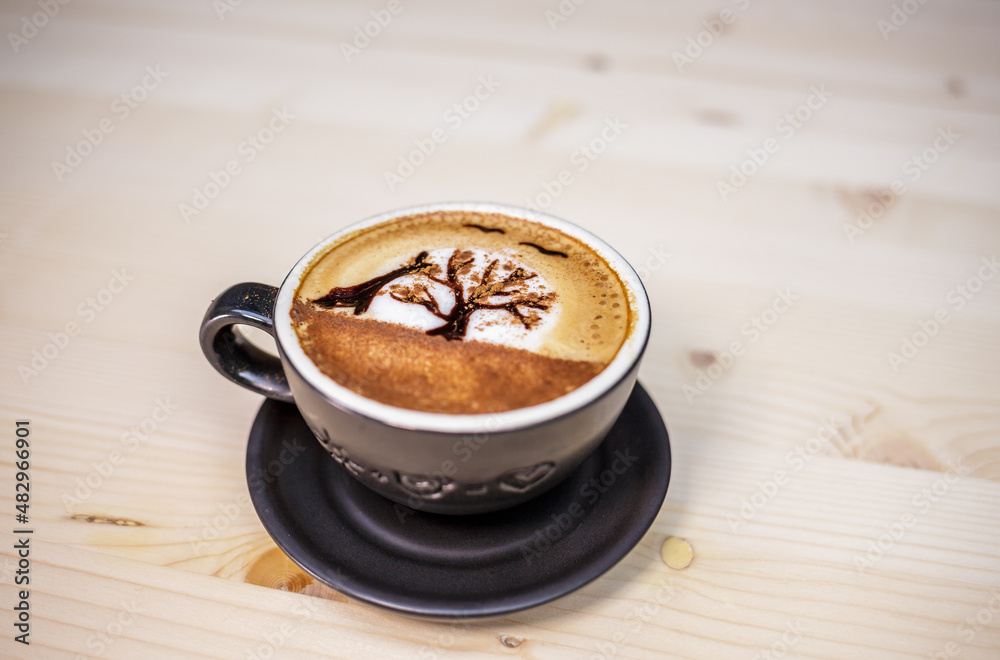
[2,0,1000,658]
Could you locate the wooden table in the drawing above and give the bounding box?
[2,1,999,658]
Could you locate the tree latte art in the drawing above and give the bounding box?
[292,211,631,413]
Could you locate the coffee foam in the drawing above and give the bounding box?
[295,211,629,365]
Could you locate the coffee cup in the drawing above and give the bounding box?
[200,202,650,514]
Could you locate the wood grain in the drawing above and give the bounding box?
[1,0,999,657]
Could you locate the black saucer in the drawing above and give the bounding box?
[246,383,671,618]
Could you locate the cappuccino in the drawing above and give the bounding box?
[292,211,631,413]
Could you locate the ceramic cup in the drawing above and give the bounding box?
[199,202,651,514]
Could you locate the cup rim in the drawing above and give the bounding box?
[273,202,651,434]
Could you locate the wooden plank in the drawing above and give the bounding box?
[0,0,998,657]
[2,442,1000,659]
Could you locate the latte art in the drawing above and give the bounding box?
[312,247,557,346]
[292,211,631,413]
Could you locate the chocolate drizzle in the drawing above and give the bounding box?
[519,242,568,258]
[463,223,505,234]
[309,250,552,341]
[311,251,434,314]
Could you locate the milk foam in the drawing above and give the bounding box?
[362,247,559,352]
[295,210,629,366]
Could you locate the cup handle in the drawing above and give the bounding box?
[199,282,294,402]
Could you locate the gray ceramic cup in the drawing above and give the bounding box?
[200,202,651,514]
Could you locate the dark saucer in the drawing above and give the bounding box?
[245,383,671,618]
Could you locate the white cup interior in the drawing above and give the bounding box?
[274,202,651,433]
